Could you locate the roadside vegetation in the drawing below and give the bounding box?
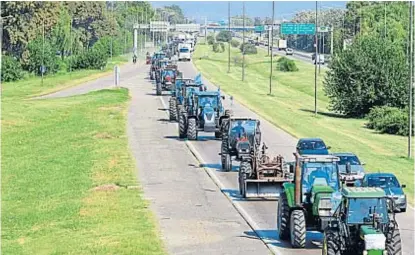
[193,43,414,203]
[2,68,166,254]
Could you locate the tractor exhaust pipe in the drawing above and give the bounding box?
[294,152,301,205]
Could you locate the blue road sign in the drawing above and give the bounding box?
[281,23,315,35]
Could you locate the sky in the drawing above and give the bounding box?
[150,1,346,22]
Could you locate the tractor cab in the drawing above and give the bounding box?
[226,118,260,154]
[322,187,400,255]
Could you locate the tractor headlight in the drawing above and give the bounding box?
[364,234,386,250]
[318,198,332,217]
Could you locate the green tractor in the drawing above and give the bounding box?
[322,187,401,255]
[277,153,341,248]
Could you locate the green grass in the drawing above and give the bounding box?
[2,64,165,254]
[3,55,129,99]
[193,43,414,203]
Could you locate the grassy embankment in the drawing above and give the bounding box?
[2,59,166,254]
[193,42,414,203]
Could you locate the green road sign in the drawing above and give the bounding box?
[255,25,265,32]
[281,23,315,35]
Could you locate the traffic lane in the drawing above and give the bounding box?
[176,61,415,255]
[129,70,271,255]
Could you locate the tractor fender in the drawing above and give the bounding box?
[219,115,230,127]
[282,183,301,209]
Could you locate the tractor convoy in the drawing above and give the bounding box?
[146,37,404,255]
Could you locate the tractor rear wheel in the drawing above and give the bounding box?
[239,161,250,197]
[290,210,306,248]
[221,139,228,170]
[215,131,221,139]
[156,82,162,95]
[322,229,341,255]
[169,98,177,121]
[386,224,402,255]
[278,192,290,240]
[178,112,187,138]
[187,118,198,140]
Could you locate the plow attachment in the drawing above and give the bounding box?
[245,179,283,199]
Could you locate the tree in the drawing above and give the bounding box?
[25,37,59,75]
[254,17,262,26]
[216,31,232,43]
[52,5,71,60]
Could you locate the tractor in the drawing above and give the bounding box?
[149,52,166,80]
[178,90,231,140]
[220,118,293,198]
[169,77,197,121]
[154,58,170,95]
[322,187,401,255]
[157,62,179,96]
[277,153,341,248]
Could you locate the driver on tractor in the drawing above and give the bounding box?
[231,120,246,139]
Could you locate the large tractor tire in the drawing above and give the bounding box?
[386,224,402,255]
[277,192,290,240]
[156,82,162,96]
[178,112,187,139]
[187,118,198,140]
[239,161,250,197]
[290,210,306,248]
[214,131,221,139]
[221,138,230,171]
[169,98,177,121]
[150,71,154,80]
[322,229,341,255]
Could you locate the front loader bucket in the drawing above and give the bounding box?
[245,180,283,199]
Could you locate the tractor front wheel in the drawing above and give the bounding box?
[386,224,402,255]
[169,98,177,121]
[221,139,228,170]
[290,210,306,248]
[178,112,187,138]
[156,82,162,95]
[239,161,250,197]
[187,118,198,140]
[322,229,341,255]
[278,192,290,240]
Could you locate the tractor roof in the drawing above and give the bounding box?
[195,91,220,96]
[230,117,258,122]
[342,187,386,198]
[300,154,339,163]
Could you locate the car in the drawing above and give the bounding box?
[360,173,407,212]
[332,153,365,186]
[285,48,293,55]
[312,53,325,65]
[296,138,330,155]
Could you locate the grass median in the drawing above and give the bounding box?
[2,70,165,254]
[193,43,414,203]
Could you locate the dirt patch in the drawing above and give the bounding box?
[92,184,120,191]
[94,132,113,139]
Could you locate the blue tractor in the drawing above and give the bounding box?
[178,90,232,140]
[157,62,179,96]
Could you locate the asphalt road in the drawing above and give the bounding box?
[156,60,414,255]
[39,51,414,255]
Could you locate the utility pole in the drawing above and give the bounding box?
[141,8,144,53]
[409,1,414,158]
[269,1,275,95]
[330,26,334,56]
[110,1,114,61]
[318,2,321,75]
[205,17,207,44]
[228,1,231,73]
[41,19,45,85]
[242,1,245,81]
[69,18,72,75]
[314,1,318,116]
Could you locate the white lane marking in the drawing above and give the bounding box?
[158,95,283,255]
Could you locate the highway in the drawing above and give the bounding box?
[41,52,414,255]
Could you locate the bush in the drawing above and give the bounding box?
[324,34,408,117]
[366,106,411,136]
[70,49,108,71]
[240,43,257,55]
[92,36,123,58]
[207,34,215,45]
[25,37,59,75]
[212,42,225,53]
[277,57,299,72]
[230,39,240,48]
[1,55,24,82]
[216,31,232,42]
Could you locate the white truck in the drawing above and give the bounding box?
[178,43,192,61]
[277,39,287,51]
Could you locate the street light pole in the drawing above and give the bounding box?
[242,1,245,81]
[409,1,414,158]
[314,1,318,115]
[228,1,231,73]
[42,19,45,85]
[269,1,275,95]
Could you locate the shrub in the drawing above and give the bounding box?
[92,36,123,58]
[212,42,225,53]
[25,37,59,75]
[240,43,257,55]
[70,49,108,71]
[277,57,299,72]
[1,55,24,82]
[216,31,232,42]
[230,39,240,48]
[366,106,411,136]
[207,34,215,45]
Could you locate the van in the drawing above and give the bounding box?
[178,44,191,61]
